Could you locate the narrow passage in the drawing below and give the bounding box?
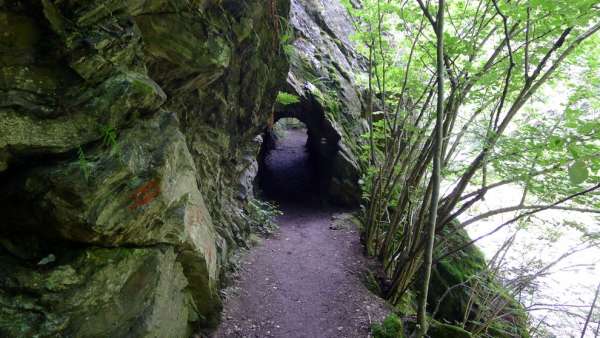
[213,126,391,338]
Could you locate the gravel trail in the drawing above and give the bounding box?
[213,129,390,338]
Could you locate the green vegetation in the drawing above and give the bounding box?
[428,322,472,338]
[275,91,301,106]
[372,314,405,338]
[343,0,600,336]
[277,16,295,57]
[77,125,118,181]
[100,124,119,155]
[77,146,92,181]
[245,198,283,235]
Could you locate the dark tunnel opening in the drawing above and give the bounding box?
[256,116,337,206]
[256,118,320,205]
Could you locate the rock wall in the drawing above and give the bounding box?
[0,0,289,336]
[274,0,369,206]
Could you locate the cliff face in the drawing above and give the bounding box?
[0,0,288,336]
[277,0,368,206]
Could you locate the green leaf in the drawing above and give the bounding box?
[568,160,589,185]
[548,136,564,150]
[568,144,580,159]
[282,44,295,57]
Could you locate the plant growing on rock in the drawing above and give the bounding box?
[100,124,119,155]
[245,199,283,235]
[276,91,301,106]
[371,314,405,338]
[277,16,296,57]
[77,146,92,181]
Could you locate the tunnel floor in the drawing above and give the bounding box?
[258,128,320,205]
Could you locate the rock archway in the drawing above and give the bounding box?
[256,118,318,203]
[256,93,361,206]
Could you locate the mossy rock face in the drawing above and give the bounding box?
[0,0,289,336]
[0,246,190,338]
[0,71,166,167]
[425,223,529,337]
[0,112,223,326]
[275,0,370,206]
[0,11,40,65]
[135,14,231,72]
[429,227,487,322]
[429,322,472,338]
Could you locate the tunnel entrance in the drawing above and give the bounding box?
[256,118,323,205]
[254,94,362,207]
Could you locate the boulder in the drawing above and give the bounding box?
[0,246,190,338]
[425,225,529,338]
[0,112,222,326]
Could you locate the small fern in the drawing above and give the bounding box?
[245,199,282,235]
[276,91,300,106]
[100,124,119,155]
[77,146,92,181]
[277,15,295,56]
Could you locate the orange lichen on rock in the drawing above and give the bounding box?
[128,179,160,210]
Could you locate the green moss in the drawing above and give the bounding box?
[372,314,405,338]
[310,85,342,121]
[0,12,39,65]
[395,289,417,316]
[485,322,522,338]
[436,227,487,285]
[426,224,529,337]
[276,91,300,105]
[429,322,472,338]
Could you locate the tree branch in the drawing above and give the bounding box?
[437,183,600,262]
[416,0,437,30]
[460,204,600,229]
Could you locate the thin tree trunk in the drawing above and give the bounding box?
[581,281,600,338]
[368,40,375,165]
[417,1,444,337]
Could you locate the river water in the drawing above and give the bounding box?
[460,184,599,337]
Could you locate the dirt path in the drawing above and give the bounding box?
[213,129,391,338]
